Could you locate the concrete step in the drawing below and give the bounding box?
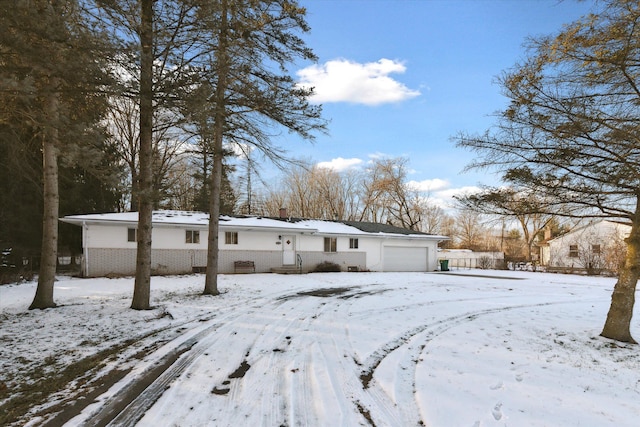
[271,266,304,274]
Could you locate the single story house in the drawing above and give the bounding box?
[60,210,449,277]
[539,220,630,273]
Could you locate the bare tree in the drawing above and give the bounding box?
[106,95,189,211]
[359,157,422,229]
[281,164,315,218]
[605,230,627,275]
[161,156,199,210]
[106,96,139,210]
[454,209,487,250]
[577,236,606,276]
[358,164,386,224]
[415,201,444,234]
[314,167,348,219]
[261,156,446,231]
[262,187,289,217]
[503,228,528,260]
[456,187,556,261]
[235,147,262,215]
[341,169,363,221]
[438,215,457,249]
[273,164,356,220]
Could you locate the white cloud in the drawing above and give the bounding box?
[433,186,483,209]
[367,152,388,161]
[406,178,450,192]
[297,58,421,106]
[403,181,482,211]
[316,157,363,172]
[437,185,482,199]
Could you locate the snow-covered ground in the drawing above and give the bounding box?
[1,270,639,426]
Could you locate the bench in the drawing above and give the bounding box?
[234,260,255,274]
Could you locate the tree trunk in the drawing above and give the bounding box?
[204,146,222,296]
[130,165,139,212]
[30,90,60,310]
[601,221,640,343]
[131,0,154,310]
[204,0,229,296]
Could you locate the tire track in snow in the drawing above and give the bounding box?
[134,288,341,426]
[210,284,378,426]
[252,290,362,426]
[279,282,409,426]
[287,292,369,426]
[113,284,399,426]
[347,293,545,323]
[357,299,596,426]
[95,315,247,427]
[83,284,574,427]
[212,299,317,426]
[276,283,409,426]
[78,288,299,427]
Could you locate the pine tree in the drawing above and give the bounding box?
[0,0,112,308]
[183,0,326,295]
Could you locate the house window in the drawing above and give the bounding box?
[349,238,359,249]
[127,228,137,242]
[225,231,238,245]
[186,230,200,244]
[569,245,579,258]
[591,244,601,254]
[324,237,337,253]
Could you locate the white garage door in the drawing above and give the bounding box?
[383,246,428,272]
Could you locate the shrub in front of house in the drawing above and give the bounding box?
[478,256,492,270]
[313,261,341,272]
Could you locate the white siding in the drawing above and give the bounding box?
[76,218,444,276]
[85,224,283,251]
[358,238,383,270]
[85,225,138,249]
[222,230,281,251]
[153,226,207,249]
[545,221,630,269]
[295,234,368,271]
[297,235,439,272]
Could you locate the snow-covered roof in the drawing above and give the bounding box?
[62,211,210,226]
[61,210,448,240]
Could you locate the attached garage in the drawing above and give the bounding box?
[383,246,428,272]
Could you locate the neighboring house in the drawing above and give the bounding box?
[539,220,629,273]
[60,210,449,277]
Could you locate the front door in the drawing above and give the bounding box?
[282,235,296,265]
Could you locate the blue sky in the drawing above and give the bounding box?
[268,0,598,207]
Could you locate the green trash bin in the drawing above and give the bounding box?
[439,259,449,271]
